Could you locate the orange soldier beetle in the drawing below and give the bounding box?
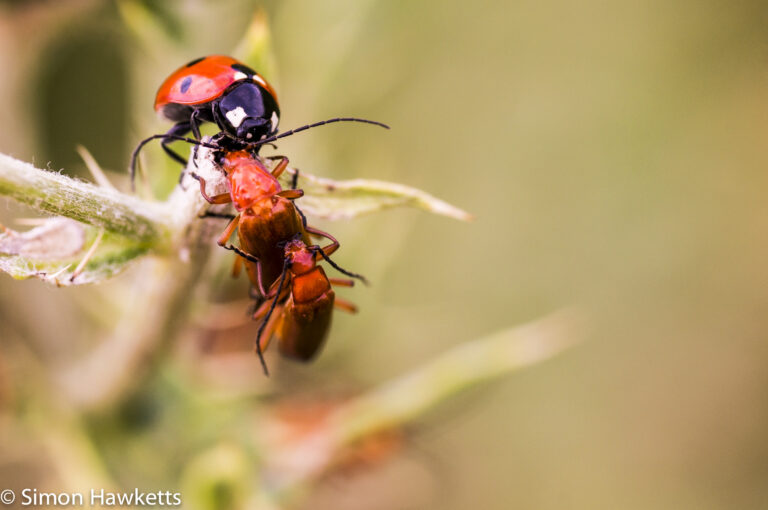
[253,235,365,363]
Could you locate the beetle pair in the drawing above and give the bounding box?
[194,147,365,374]
[134,56,384,373]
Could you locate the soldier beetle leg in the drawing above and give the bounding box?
[305,226,339,257]
[232,255,243,278]
[264,156,289,178]
[329,278,354,287]
[333,297,358,314]
[277,189,303,200]
[190,173,232,204]
[216,215,240,246]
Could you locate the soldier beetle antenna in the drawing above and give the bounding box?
[254,256,292,375]
[248,117,390,149]
[313,246,369,286]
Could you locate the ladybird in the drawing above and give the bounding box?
[152,55,280,164]
[130,56,389,188]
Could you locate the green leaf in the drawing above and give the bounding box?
[0,218,151,285]
[276,167,473,221]
[233,8,277,81]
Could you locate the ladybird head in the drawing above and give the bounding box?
[215,81,280,145]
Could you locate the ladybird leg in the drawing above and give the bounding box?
[233,256,243,278]
[191,147,200,170]
[329,278,354,287]
[189,174,232,204]
[333,297,358,314]
[160,122,192,166]
[190,110,202,140]
[130,129,221,189]
[189,110,204,168]
[130,131,181,191]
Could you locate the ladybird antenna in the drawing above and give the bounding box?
[129,134,220,191]
[254,256,291,376]
[249,117,390,149]
[314,247,369,286]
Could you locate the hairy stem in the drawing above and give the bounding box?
[0,153,172,244]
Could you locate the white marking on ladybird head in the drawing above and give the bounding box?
[270,111,279,132]
[225,106,247,128]
[246,133,253,139]
[233,71,248,81]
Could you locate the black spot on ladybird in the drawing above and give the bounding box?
[230,63,255,77]
[185,56,205,67]
[180,76,192,94]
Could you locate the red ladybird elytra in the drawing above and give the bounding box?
[155,55,279,114]
[154,55,280,143]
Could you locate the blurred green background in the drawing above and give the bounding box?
[2,0,768,509]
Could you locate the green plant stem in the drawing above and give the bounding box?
[329,309,583,443]
[0,153,172,244]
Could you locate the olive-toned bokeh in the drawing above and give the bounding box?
[2,1,768,509]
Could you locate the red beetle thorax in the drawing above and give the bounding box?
[286,241,316,275]
[220,152,281,211]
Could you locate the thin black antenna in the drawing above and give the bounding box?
[249,117,390,149]
[129,134,220,190]
[254,256,291,376]
[314,247,369,286]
